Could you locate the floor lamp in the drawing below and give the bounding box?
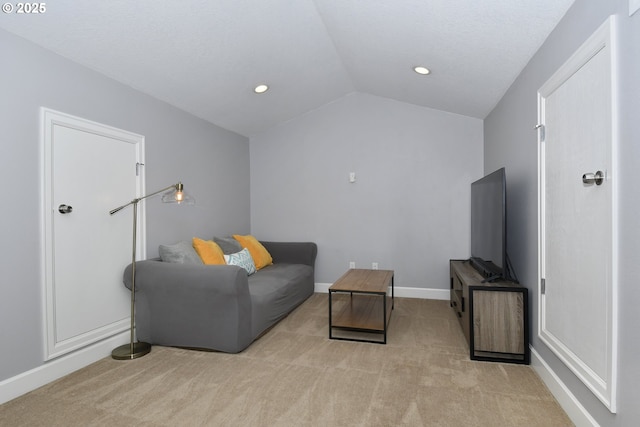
[109,182,194,360]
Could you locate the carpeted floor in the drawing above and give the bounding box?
[0,294,573,426]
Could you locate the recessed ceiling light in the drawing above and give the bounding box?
[254,84,269,94]
[413,66,431,75]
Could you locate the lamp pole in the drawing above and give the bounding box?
[109,182,187,360]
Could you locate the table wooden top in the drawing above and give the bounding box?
[329,268,394,293]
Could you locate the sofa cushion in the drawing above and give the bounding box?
[159,241,203,264]
[247,263,314,337]
[192,238,226,265]
[224,248,257,275]
[233,234,273,270]
[214,236,243,254]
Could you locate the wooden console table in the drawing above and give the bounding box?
[329,268,394,344]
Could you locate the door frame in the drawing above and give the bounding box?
[41,108,146,360]
[537,16,618,412]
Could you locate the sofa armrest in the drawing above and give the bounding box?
[260,241,317,268]
[123,260,253,353]
[124,260,247,296]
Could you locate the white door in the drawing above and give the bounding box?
[43,108,145,360]
[538,17,617,412]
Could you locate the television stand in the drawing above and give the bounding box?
[450,259,529,364]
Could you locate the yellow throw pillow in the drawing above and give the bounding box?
[192,237,226,265]
[232,234,273,270]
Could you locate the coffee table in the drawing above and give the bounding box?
[328,268,394,344]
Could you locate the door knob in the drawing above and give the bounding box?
[58,204,73,214]
[582,171,604,186]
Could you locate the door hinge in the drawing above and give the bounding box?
[136,162,145,176]
[535,124,545,142]
[541,278,546,294]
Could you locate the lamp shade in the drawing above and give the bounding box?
[161,182,195,205]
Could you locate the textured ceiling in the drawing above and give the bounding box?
[1,0,575,137]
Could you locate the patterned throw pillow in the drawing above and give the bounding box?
[224,248,257,275]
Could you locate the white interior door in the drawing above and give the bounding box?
[538,17,617,412]
[43,108,145,360]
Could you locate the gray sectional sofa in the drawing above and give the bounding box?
[124,241,317,353]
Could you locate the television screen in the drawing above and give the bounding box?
[470,168,508,281]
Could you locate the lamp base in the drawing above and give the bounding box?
[111,341,151,360]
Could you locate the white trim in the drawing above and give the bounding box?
[530,347,599,427]
[40,107,145,361]
[609,14,620,414]
[0,331,128,405]
[536,16,618,412]
[314,283,450,300]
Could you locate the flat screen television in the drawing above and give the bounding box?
[469,167,517,283]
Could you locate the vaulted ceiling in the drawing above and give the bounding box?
[1,0,575,137]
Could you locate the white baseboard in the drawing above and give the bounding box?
[314,283,450,300]
[0,331,128,405]
[530,346,599,427]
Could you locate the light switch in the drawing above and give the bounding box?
[349,172,356,183]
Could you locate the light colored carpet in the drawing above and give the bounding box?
[0,294,572,426]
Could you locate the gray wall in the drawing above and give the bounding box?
[484,0,640,424]
[250,92,483,286]
[0,29,250,382]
